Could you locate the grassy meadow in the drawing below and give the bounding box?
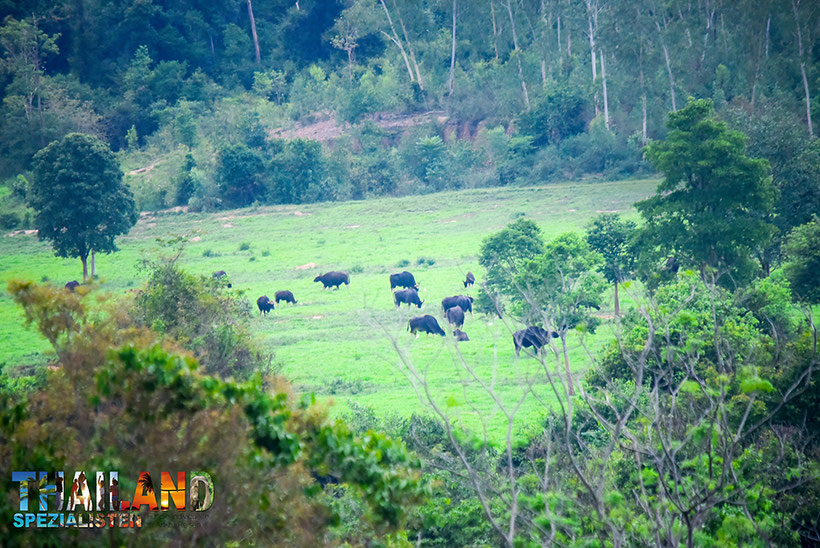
[0,179,655,440]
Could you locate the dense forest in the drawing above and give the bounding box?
[1,1,819,546]
[0,0,818,218]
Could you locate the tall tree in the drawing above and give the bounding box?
[637,99,776,286]
[586,213,637,316]
[29,133,137,281]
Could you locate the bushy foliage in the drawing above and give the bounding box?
[476,218,545,314]
[270,138,328,204]
[133,243,264,379]
[782,216,820,304]
[215,143,266,208]
[518,85,589,147]
[637,99,776,286]
[1,277,426,545]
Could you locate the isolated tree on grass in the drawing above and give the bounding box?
[636,98,776,287]
[586,213,637,316]
[29,133,137,282]
[476,218,545,315]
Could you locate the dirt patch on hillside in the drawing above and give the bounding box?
[295,262,317,270]
[270,110,448,142]
[126,160,162,176]
[4,229,37,237]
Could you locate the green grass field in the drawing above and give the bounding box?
[0,179,656,440]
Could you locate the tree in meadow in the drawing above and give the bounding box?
[586,213,637,316]
[29,133,137,282]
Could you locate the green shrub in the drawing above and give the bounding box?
[0,212,19,229]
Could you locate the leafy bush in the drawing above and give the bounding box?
[134,244,266,379]
[216,144,266,208]
[0,212,19,229]
[270,138,327,204]
[518,85,589,147]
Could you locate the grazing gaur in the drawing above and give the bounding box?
[442,295,473,314]
[453,329,470,342]
[390,271,419,290]
[256,295,274,315]
[446,306,465,328]
[394,288,423,308]
[513,326,559,357]
[463,272,475,288]
[212,270,232,288]
[65,280,80,291]
[275,290,297,305]
[314,271,350,289]
[408,315,446,337]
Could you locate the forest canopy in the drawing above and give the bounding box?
[0,0,817,220]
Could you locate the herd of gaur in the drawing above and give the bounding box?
[64,267,558,357]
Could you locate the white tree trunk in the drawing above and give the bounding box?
[449,0,457,96]
[246,0,261,65]
[395,3,424,90]
[379,0,416,84]
[504,0,530,108]
[792,0,814,138]
[490,0,500,60]
[600,49,610,129]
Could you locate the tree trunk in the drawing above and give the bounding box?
[566,20,571,56]
[561,333,574,396]
[246,0,262,66]
[490,0,500,60]
[653,8,677,111]
[792,0,814,138]
[639,42,647,145]
[660,40,676,111]
[91,250,96,279]
[586,4,599,116]
[394,2,424,90]
[379,0,416,84]
[81,254,88,283]
[613,280,619,317]
[600,48,610,129]
[448,0,457,96]
[503,0,530,109]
